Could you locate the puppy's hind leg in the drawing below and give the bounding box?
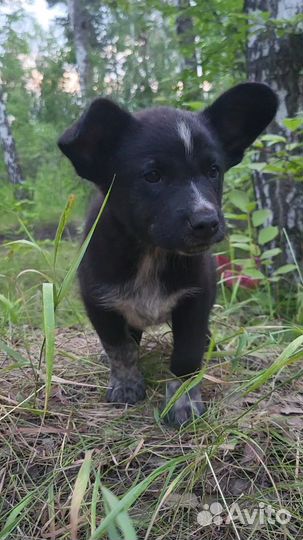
[84,301,146,405]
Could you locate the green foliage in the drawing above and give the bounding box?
[257,119,303,182]
[0,238,84,329]
[1,5,303,540]
[258,226,279,245]
[0,0,303,327]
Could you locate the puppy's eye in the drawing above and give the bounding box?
[208,164,219,179]
[144,169,162,183]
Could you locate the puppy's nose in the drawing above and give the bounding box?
[188,210,219,235]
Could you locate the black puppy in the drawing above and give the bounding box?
[58,83,277,425]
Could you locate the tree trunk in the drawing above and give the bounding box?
[67,0,91,103]
[245,0,303,265]
[176,0,197,73]
[176,0,200,100]
[0,86,24,185]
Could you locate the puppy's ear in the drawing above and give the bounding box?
[58,98,136,185]
[202,83,278,169]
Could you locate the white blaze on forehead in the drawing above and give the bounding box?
[177,120,193,155]
[190,182,216,212]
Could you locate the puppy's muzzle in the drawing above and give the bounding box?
[188,210,219,238]
[188,208,219,239]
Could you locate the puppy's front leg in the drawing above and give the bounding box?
[105,339,146,405]
[84,303,145,405]
[165,293,212,426]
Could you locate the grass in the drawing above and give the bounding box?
[1,322,303,539]
[0,197,303,539]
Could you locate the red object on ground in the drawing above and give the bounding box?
[215,255,259,289]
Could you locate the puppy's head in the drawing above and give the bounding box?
[58,83,277,255]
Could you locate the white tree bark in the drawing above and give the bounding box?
[176,0,199,100]
[67,0,91,103]
[0,86,24,185]
[245,0,303,264]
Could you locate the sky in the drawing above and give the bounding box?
[22,0,65,29]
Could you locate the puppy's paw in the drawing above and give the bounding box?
[163,380,206,427]
[106,371,146,405]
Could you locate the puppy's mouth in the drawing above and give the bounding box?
[179,230,225,256]
[150,224,225,256]
[178,243,211,256]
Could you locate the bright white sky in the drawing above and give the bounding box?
[22,0,65,29]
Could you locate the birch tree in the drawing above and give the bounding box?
[67,0,91,103]
[176,0,197,73]
[175,0,200,100]
[245,0,303,263]
[0,86,24,185]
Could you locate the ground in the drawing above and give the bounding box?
[1,315,302,539]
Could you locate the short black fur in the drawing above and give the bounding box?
[58,83,278,425]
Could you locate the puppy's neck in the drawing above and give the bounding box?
[134,248,166,284]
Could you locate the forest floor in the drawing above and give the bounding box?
[1,316,303,540]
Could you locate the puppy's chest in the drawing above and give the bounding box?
[98,253,195,329]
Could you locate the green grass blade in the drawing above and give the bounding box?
[89,453,191,539]
[42,282,55,409]
[102,489,122,540]
[0,294,20,311]
[243,334,303,394]
[17,268,52,281]
[0,339,30,368]
[91,469,101,535]
[144,466,189,540]
[4,239,44,252]
[17,217,37,244]
[56,179,114,306]
[101,486,137,540]
[283,227,303,285]
[0,493,33,540]
[70,450,93,540]
[53,194,76,269]
[4,238,52,268]
[205,452,241,540]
